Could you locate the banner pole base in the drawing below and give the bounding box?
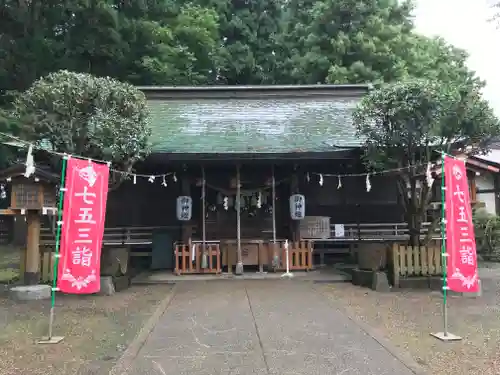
[430,332,462,341]
[37,306,64,344]
[281,272,294,278]
[37,336,64,344]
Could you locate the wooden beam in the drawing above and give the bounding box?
[495,175,500,216]
[25,211,41,285]
[290,173,300,242]
[467,158,500,173]
[469,172,477,203]
[0,209,18,215]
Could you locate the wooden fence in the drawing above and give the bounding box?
[302,222,441,242]
[391,243,442,287]
[280,241,313,271]
[40,226,167,247]
[174,243,221,275]
[20,246,55,283]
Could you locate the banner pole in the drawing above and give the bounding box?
[441,152,449,336]
[431,152,462,342]
[38,156,67,344]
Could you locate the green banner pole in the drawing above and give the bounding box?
[38,156,67,344]
[440,152,449,336]
[431,152,462,341]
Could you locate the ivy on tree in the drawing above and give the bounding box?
[10,70,151,180]
[353,80,500,246]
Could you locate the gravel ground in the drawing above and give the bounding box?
[319,266,500,375]
[0,284,173,375]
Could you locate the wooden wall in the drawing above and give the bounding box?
[104,165,403,239]
[300,174,403,223]
[7,161,406,246]
[105,177,182,231]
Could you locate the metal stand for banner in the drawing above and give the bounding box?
[431,152,462,342]
[38,156,67,344]
[281,239,294,278]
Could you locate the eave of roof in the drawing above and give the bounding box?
[0,163,59,183]
[139,84,371,100]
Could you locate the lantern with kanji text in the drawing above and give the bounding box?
[289,194,305,220]
[176,196,192,221]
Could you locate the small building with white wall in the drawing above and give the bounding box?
[468,149,500,216]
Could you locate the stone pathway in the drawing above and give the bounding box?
[128,280,418,375]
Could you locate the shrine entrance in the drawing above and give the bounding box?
[173,162,313,276]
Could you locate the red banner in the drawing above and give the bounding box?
[57,158,109,294]
[444,156,479,293]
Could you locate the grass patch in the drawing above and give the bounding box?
[0,245,21,284]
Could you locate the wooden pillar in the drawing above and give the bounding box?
[494,174,500,215]
[24,210,40,285]
[468,170,477,203]
[181,175,192,244]
[201,167,207,268]
[290,173,300,242]
[12,214,27,246]
[235,165,243,275]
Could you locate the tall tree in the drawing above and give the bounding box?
[0,0,222,97]
[277,0,483,90]
[116,0,221,85]
[192,0,285,84]
[279,0,415,84]
[353,80,500,246]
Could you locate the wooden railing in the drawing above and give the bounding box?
[174,242,221,275]
[39,226,173,246]
[280,241,313,271]
[391,243,442,287]
[20,246,55,283]
[303,222,440,242]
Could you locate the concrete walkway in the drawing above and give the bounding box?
[128,280,417,375]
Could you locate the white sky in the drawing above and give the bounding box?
[414,0,500,115]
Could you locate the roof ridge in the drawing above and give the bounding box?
[138,84,371,92]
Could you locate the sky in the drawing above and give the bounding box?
[413,0,500,115]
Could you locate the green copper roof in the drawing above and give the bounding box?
[146,89,366,154]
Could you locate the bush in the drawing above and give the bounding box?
[473,208,500,261]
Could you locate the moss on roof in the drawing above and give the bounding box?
[145,87,366,154]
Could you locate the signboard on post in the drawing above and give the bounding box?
[444,156,479,293]
[57,158,109,294]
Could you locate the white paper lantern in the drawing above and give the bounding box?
[289,194,305,220]
[176,196,192,221]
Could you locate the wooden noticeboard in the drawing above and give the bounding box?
[222,240,262,267]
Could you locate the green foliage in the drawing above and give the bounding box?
[10,70,151,172]
[0,0,492,89]
[0,0,222,94]
[353,80,500,171]
[0,0,498,174]
[473,208,500,261]
[279,0,415,84]
[353,79,500,245]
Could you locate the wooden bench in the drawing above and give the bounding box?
[391,243,442,288]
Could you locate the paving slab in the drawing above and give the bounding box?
[246,281,415,375]
[127,280,417,375]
